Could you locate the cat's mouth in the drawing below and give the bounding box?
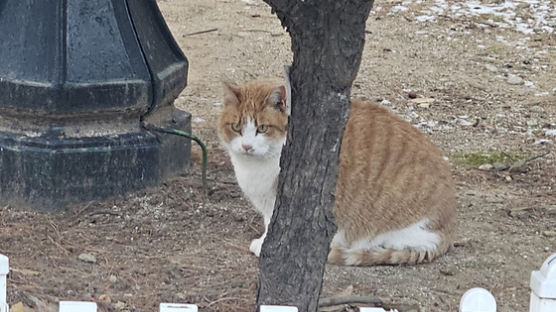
[240,150,256,156]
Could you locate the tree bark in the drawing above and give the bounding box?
[256,1,374,312]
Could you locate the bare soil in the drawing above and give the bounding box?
[2,1,555,312]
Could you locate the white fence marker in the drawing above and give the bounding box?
[259,305,298,312]
[460,287,497,312]
[59,301,97,312]
[530,252,556,312]
[159,303,198,312]
[0,254,8,312]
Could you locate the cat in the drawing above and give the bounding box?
[217,80,457,266]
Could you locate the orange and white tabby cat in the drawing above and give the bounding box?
[218,80,457,266]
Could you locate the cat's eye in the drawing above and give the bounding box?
[231,122,242,132]
[257,125,269,134]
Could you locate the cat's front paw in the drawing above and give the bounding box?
[249,238,263,257]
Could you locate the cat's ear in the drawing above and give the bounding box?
[283,65,292,116]
[269,85,287,113]
[223,82,241,106]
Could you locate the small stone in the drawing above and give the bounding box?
[478,164,494,171]
[529,106,542,113]
[408,91,418,99]
[485,64,497,72]
[509,209,529,218]
[78,253,97,264]
[109,275,118,283]
[507,75,523,85]
[440,266,457,276]
[98,294,112,304]
[526,119,539,127]
[505,175,512,182]
[380,99,391,106]
[542,231,556,237]
[115,301,127,310]
[545,206,556,216]
[545,129,556,137]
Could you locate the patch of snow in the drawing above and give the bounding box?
[409,0,556,34]
[534,139,552,145]
[524,81,535,88]
[459,119,474,127]
[380,99,392,106]
[417,15,436,23]
[390,4,409,14]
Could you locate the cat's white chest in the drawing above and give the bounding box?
[230,154,279,215]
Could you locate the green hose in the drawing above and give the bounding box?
[142,123,208,187]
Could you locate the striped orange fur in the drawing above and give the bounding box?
[218,82,457,266]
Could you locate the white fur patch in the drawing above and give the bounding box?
[347,218,439,253]
[331,229,348,248]
[222,117,288,256]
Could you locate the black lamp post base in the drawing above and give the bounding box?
[0,108,191,211]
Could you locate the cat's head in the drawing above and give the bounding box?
[218,81,288,159]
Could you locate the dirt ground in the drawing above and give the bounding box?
[1,0,555,311]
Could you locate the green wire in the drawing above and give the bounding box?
[142,123,208,187]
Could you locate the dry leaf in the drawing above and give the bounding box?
[409,98,435,108]
[10,302,25,312]
[11,267,40,276]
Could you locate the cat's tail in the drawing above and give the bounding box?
[327,240,452,266]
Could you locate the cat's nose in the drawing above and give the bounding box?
[242,144,253,152]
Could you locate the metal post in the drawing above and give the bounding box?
[0,0,190,210]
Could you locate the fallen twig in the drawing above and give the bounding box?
[223,239,251,254]
[508,151,551,173]
[182,28,218,37]
[46,235,70,256]
[318,295,382,307]
[319,296,421,312]
[206,296,246,307]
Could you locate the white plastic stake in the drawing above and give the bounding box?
[530,252,556,312]
[360,308,398,312]
[0,254,8,312]
[59,301,97,312]
[159,303,198,312]
[260,305,298,312]
[460,287,497,312]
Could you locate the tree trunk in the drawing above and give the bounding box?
[256,1,374,312]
